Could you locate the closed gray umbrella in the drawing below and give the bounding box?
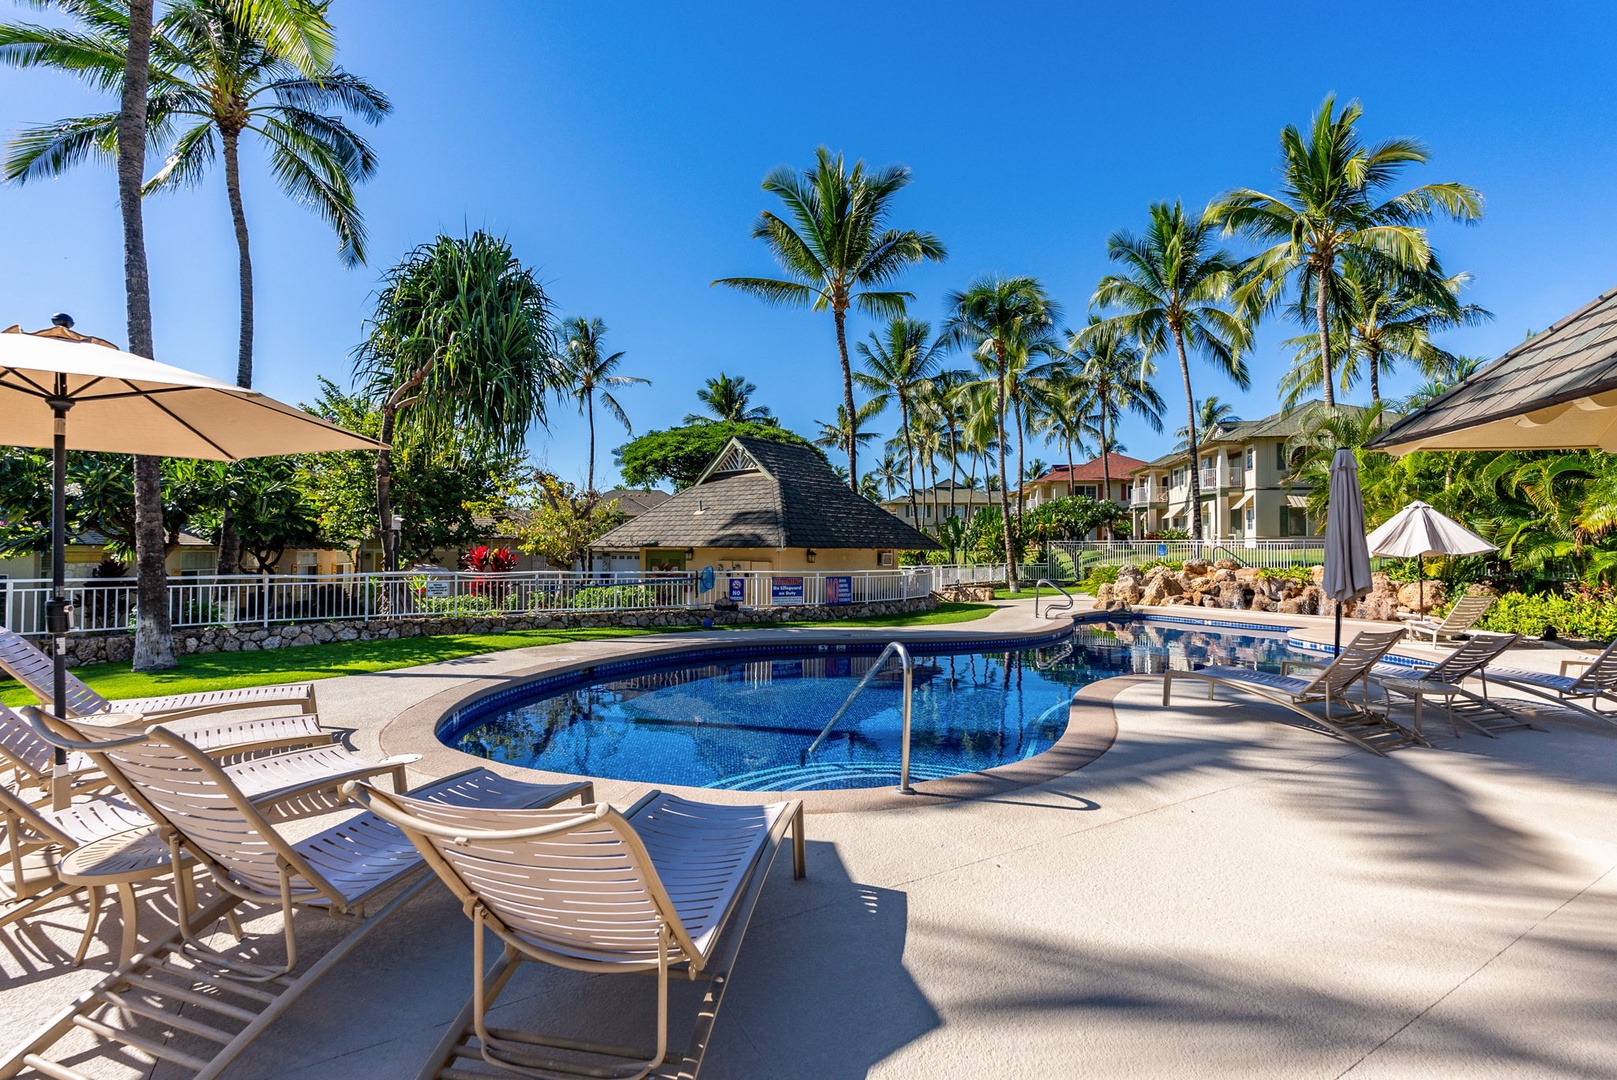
[1323,449,1374,653]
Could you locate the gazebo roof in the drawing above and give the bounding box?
[1371,285,1617,453]
[595,436,940,551]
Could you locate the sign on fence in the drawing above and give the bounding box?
[728,576,746,602]
[770,576,805,605]
[824,576,852,605]
[421,578,452,599]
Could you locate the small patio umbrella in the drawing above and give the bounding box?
[0,318,383,806]
[1322,449,1374,653]
[1365,500,1497,614]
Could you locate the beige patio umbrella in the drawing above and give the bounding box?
[1364,500,1497,614]
[0,319,384,805]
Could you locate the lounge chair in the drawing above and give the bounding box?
[1163,626,1422,755]
[352,782,805,1080]
[0,704,111,800]
[1400,594,1496,645]
[1369,632,1537,738]
[0,783,152,965]
[0,623,320,723]
[1477,636,1617,728]
[1,724,592,1080]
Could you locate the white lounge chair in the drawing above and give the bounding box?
[1400,594,1496,645]
[0,703,110,800]
[1163,626,1422,755]
[1477,636,1617,728]
[0,623,320,723]
[353,782,805,1080]
[1,724,592,1080]
[1369,632,1536,738]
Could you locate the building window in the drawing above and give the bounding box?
[1121,483,1133,501]
[1281,507,1311,536]
[1276,443,1287,471]
[1245,447,1255,470]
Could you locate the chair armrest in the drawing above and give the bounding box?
[1281,660,1329,676]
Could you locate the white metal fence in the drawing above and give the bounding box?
[1046,540,1332,576]
[0,567,939,637]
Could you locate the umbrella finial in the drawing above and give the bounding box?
[50,313,74,329]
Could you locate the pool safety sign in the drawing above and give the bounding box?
[770,576,805,605]
[728,576,746,602]
[824,575,853,605]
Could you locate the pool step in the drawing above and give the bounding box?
[712,759,961,791]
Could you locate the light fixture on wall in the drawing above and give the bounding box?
[805,548,817,563]
[683,547,694,559]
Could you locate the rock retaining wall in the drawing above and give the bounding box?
[1093,559,1478,619]
[46,595,940,668]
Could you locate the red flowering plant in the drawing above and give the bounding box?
[462,545,518,598]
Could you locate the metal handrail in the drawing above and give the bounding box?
[1034,640,1075,671]
[803,641,916,793]
[1034,578,1075,618]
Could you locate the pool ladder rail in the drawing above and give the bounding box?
[802,641,916,794]
[1034,578,1076,619]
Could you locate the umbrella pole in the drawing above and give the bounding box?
[1334,604,1342,654]
[46,380,73,810]
[1418,554,1424,617]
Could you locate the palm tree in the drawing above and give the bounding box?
[11,0,334,671]
[355,232,557,570]
[943,277,1062,591]
[1174,397,1241,450]
[556,317,648,494]
[1067,314,1164,498]
[1093,201,1251,540]
[684,373,772,424]
[1277,257,1490,407]
[714,147,945,487]
[2,1,388,393]
[855,318,943,525]
[1211,94,1483,407]
[872,450,906,499]
[813,401,883,455]
[1028,374,1097,496]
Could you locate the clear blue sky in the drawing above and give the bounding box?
[2,1,1614,487]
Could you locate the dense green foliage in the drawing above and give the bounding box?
[614,421,820,489]
[1021,495,1124,544]
[1478,591,1617,641]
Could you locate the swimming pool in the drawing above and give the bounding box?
[441,617,1322,791]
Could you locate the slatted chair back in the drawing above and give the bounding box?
[0,781,75,852]
[1438,594,1496,633]
[0,704,55,780]
[1565,636,1617,693]
[0,626,111,716]
[1304,627,1405,699]
[1420,632,1520,685]
[359,790,706,971]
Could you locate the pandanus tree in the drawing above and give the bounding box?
[855,318,944,525]
[1210,94,1482,407]
[943,277,1061,591]
[0,0,335,670]
[684,372,773,424]
[1067,315,1164,499]
[355,232,557,571]
[1093,201,1251,540]
[556,317,648,494]
[714,147,945,488]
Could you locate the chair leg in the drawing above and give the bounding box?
[114,882,140,966]
[792,804,806,880]
[73,884,101,966]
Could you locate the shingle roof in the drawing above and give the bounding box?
[599,488,671,516]
[1029,454,1147,484]
[1370,285,1617,452]
[595,436,940,550]
[1125,401,1361,472]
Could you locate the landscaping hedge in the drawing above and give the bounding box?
[1478,591,1617,641]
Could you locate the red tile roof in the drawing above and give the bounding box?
[1028,454,1148,485]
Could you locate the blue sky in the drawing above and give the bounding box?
[3,1,1615,488]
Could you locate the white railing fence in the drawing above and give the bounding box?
[1043,540,1334,577]
[0,567,939,637]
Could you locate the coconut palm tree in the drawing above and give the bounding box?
[1,0,388,393]
[714,147,945,487]
[684,373,773,424]
[1028,374,1097,496]
[1211,94,1483,407]
[813,401,883,455]
[943,277,1061,590]
[556,317,648,494]
[1067,314,1164,498]
[5,0,335,670]
[855,318,944,525]
[1277,257,1490,407]
[1174,397,1241,450]
[872,450,907,500]
[1093,201,1251,540]
[355,231,557,571]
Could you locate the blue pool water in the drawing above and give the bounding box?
[443,619,1318,791]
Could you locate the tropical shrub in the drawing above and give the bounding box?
[412,594,499,616]
[1478,589,1617,641]
[571,584,660,610]
[462,545,518,573]
[1256,566,1312,587]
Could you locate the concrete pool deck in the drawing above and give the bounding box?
[3,598,1615,1079]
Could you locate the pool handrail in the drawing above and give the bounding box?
[1034,578,1075,619]
[802,641,915,794]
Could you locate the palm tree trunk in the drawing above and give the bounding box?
[121,0,174,672]
[1100,402,1112,539]
[1368,346,1381,407]
[586,391,597,494]
[1173,327,1202,541]
[1013,398,1026,531]
[376,405,397,572]
[945,419,959,539]
[995,349,1018,592]
[833,304,858,489]
[223,130,254,390]
[1316,270,1335,408]
[900,397,919,526]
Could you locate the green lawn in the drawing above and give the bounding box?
[992,586,1082,601]
[0,602,997,707]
